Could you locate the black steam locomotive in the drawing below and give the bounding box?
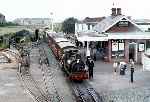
[46,32,88,81]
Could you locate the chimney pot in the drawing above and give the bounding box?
[117,8,121,15]
[111,8,117,16]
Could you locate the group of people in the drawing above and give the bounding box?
[113,59,135,83]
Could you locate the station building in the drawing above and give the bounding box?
[75,8,150,64]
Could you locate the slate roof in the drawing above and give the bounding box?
[94,15,142,33]
[83,17,105,23]
[132,19,150,24]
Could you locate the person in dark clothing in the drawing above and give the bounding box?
[35,29,39,41]
[72,59,85,72]
[75,40,79,47]
[131,66,134,83]
[130,59,135,83]
[86,57,94,79]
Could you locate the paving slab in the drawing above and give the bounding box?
[88,60,150,102]
[0,69,34,102]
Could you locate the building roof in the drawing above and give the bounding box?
[132,19,150,24]
[83,17,105,23]
[94,15,142,33]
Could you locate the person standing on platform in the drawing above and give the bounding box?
[86,57,94,79]
[113,60,118,74]
[130,59,135,83]
[113,55,119,74]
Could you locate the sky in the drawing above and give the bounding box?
[0,0,150,22]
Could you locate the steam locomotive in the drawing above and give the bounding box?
[46,32,88,81]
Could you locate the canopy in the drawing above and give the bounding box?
[76,31,108,42]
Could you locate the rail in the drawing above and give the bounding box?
[17,43,51,102]
[38,45,62,102]
[71,81,103,102]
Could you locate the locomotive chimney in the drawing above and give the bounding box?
[117,8,121,15]
[111,8,117,16]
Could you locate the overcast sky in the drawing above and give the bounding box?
[0,0,150,22]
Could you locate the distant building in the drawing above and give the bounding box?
[13,18,51,26]
[75,17,105,33]
[0,13,6,24]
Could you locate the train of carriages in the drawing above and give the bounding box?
[46,32,88,81]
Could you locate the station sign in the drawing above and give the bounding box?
[138,43,145,52]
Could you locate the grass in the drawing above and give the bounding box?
[0,43,9,49]
[0,26,33,36]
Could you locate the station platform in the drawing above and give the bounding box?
[0,69,34,102]
[88,60,150,102]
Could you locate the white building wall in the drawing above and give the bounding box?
[75,23,90,33]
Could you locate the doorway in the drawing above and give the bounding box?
[129,43,137,61]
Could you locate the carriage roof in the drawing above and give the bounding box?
[57,42,76,49]
[48,32,65,38]
[54,38,69,43]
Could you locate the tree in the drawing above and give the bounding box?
[53,23,62,33]
[0,22,19,27]
[62,17,78,34]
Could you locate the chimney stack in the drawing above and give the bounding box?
[111,8,117,16]
[117,8,121,15]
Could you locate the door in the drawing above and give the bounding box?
[129,43,137,61]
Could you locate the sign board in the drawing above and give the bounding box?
[138,43,145,51]
[112,42,118,51]
[119,43,124,50]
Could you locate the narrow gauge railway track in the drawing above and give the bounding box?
[38,45,62,102]
[70,81,103,102]
[18,68,50,102]
[17,45,51,102]
[39,42,102,102]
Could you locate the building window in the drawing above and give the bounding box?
[111,40,125,58]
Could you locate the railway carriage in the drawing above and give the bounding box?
[47,32,88,81]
